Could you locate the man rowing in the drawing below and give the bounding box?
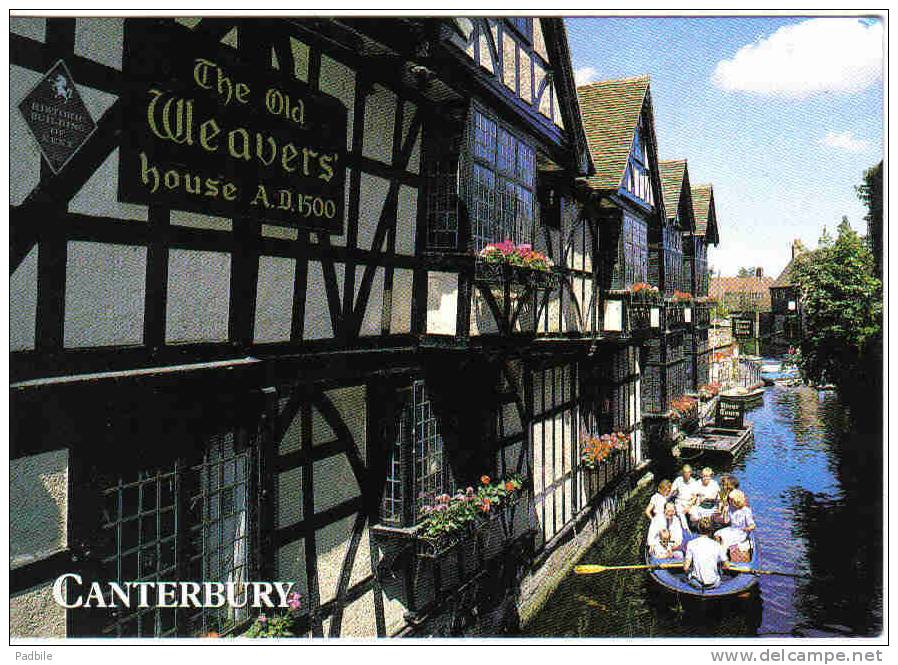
[683,516,730,589]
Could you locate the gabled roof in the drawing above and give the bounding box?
[659,159,695,232]
[577,75,651,192]
[691,184,720,245]
[772,258,799,288]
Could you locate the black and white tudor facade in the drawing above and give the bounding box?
[10,17,715,638]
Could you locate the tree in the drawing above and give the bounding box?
[791,220,881,425]
[737,266,756,278]
[857,161,883,276]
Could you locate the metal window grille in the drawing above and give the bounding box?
[99,432,254,638]
[100,463,181,637]
[620,213,648,288]
[425,152,461,250]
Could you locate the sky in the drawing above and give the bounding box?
[564,16,883,279]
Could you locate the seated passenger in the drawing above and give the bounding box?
[688,467,721,524]
[684,516,729,589]
[649,527,684,560]
[713,474,738,525]
[644,479,673,521]
[715,489,756,550]
[671,464,700,531]
[647,502,683,551]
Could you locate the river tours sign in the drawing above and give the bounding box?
[119,24,347,232]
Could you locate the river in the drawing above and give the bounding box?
[521,384,883,638]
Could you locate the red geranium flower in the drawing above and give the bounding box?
[480,475,491,485]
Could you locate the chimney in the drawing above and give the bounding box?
[755,267,763,279]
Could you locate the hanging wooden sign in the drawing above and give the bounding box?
[732,316,755,339]
[119,23,347,232]
[19,60,97,174]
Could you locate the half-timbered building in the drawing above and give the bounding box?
[10,16,662,639]
[769,239,806,354]
[576,76,671,447]
[686,183,720,390]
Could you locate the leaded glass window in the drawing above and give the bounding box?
[98,432,256,637]
[465,106,536,252]
[380,380,453,527]
[619,212,648,288]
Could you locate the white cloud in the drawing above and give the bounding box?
[574,66,598,87]
[712,18,882,98]
[819,131,870,153]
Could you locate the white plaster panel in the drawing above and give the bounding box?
[165,249,230,343]
[315,514,353,604]
[10,65,43,206]
[64,242,146,348]
[389,268,413,334]
[357,172,390,251]
[276,539,309,599]
[278,467,304,528]
[362,84,397,164]
[319,54,355,150]
[10,449,68,568]
[426,271,458,336]
[261,224,298,240]
[326,385,366,464]
[355,265,384,336]
[171,210,232,231]
[279,409,302,455]
[303,260,334,340]
[69,148,149,221]
[75,18,123,70]
[395,185,417,256]
[254,255,295,344]
[10,17,46,42]
[289,37,310,82]
[10,245,38,352]
[313,454,360,514]
[338,589,376,637]
[11,582,65,638]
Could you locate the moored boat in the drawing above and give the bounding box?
[645,532,759,598]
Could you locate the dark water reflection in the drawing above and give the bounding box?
[521,385,882,638]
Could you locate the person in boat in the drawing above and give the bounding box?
[670,464,700,531]
[688,467,721,524]
[644,479,673,521]
[713,474,740,526]
[684,516,730,589]
[714,489,756,550]
[647,502,683,552]
[649,527,684,560]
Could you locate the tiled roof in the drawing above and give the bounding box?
[710,276,774,310]
[577,75,650,192]
[659,159,693,230]
[711,276,774,295]
[691,184,719,244]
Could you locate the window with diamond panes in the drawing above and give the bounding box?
[97,432,255,637]
[380,381,453,527]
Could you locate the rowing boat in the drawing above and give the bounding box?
[645,531,759,598]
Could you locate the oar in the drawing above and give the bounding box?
[574,563,684,574]
[727,566,804,578]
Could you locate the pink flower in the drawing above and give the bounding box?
[466,486,475,496]
[258,614,268,624]
[287,592,302,611]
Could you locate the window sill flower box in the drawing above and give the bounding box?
[604,286,661,333]
[579,432,630,497]
[414,475,525,560]
[475,256,559,291]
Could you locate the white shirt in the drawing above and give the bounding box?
[685,535,727,586]
[694,479,721,505]
[647,513,683,549]
[671,476,699,508]
[647,492,668,518]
